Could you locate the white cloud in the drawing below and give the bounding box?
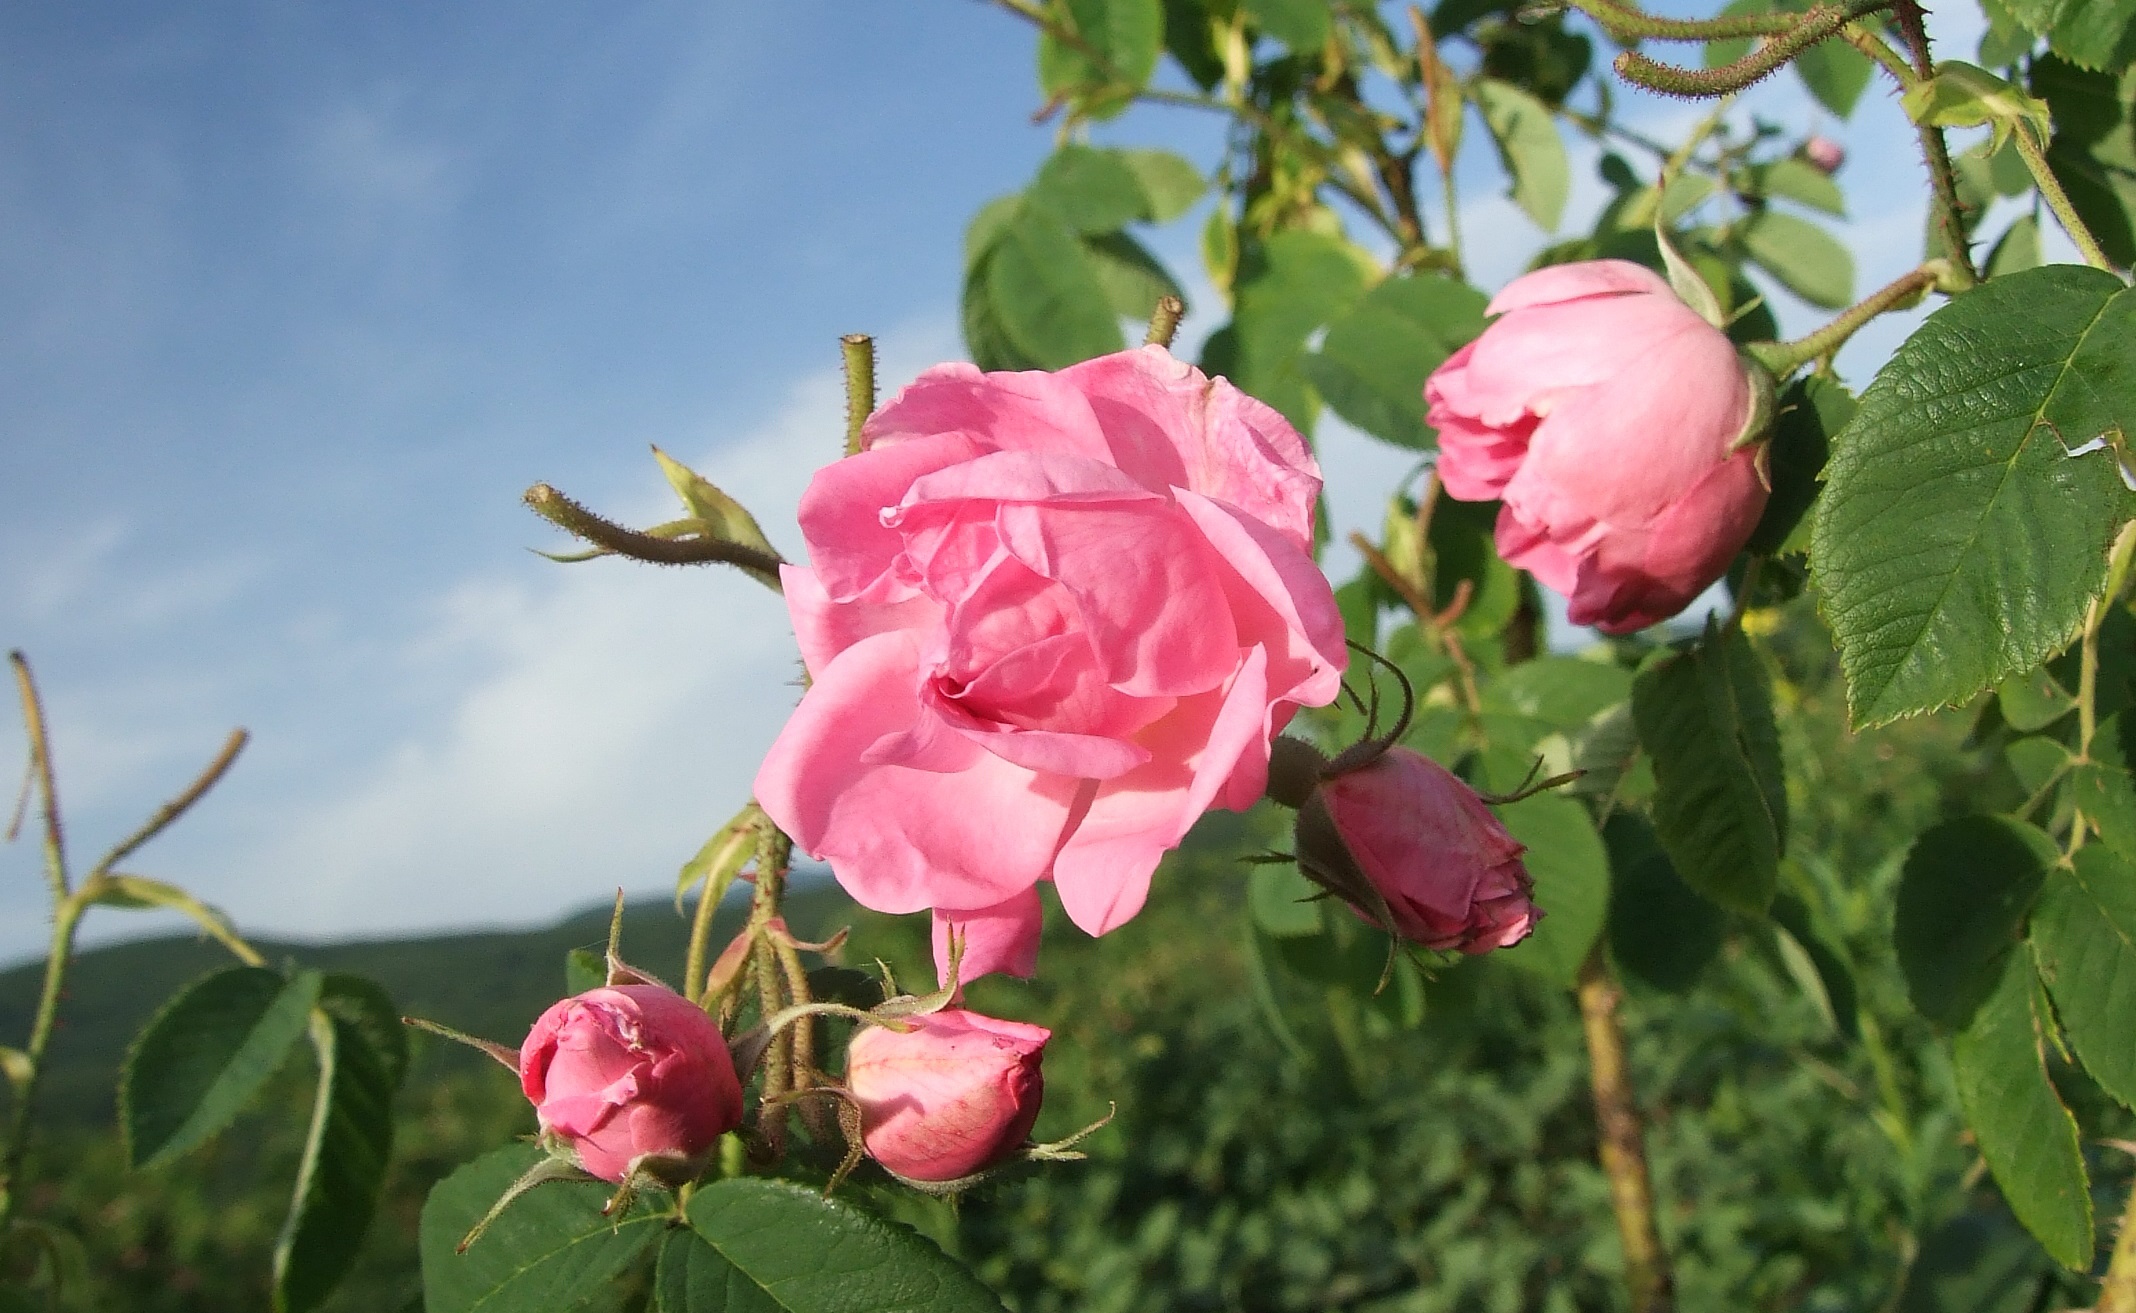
[174,319,960,943]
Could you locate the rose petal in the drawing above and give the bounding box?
[754,630,1076,913]
[932,885,1045,985]
[1051,646,1271,934]
[801,432,987,601]
[783,564,943,679]
[998,499,1238,698]
[862,361,1111,465]
[1059,346,1323,551]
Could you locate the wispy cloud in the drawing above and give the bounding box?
[164,319,958,944]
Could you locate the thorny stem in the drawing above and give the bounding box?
[1574,0,1886,43]
[524,484,788,577]
[745,818,795,1162]
[1841,22,1914,82]
[1577,948,1676,1313]
[96,729,248,876]
[841,335,875,456]
[1614,2,1884,98]
[3,659,259,1235]
[8,653,67,900]
[1885,0,1981,286]
[1750,263,1944,376]
[0,898,83,1236]
[2011,127,2116,272]
[1144,295,1186,348]
[684,862,724,1005]
[987,0,1419,255]
[1347,529,1484,714]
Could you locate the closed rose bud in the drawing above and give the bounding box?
[519,984,744,1184]
[1297,747,1540,954]
[1425,259,1772,634]
[1802,135,1846,174]
[845,1008,1048,1183]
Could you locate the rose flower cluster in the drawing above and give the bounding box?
[437,258,1769,1218]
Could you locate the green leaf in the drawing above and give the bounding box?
[1605,811,1725,993]
[1495,792,1609,987]
[1244,0,1330,50]
[1772,889,1861,1039]
[1119,148,1206,223]
[1987,213,2043,277]
[2030,845,2136,1107]
[1997,665,2075,731]
[1739,210,1854,309]
[1030,145,1151,233]
[565,947,606,996]
[1743,157,1847,216]
[1951,954,2093,1271]
[274,975,409,1313]
[1426,496,1523,640]
[1812,266,2136,726]
[2071,710,2136,859]
[422,1145,664,1313]
[1746,375,1854,556]
[961,254,1032,373]
[987,205,1126,369]
[1302,275,1488,449]
[672,1177,1009,1312]
[1895,816,2057,1028]
[963,195,1020,272]
[1902,61,2056,155]
[1040,0,1165,118]
[1473,79,1569,231]
[1207,228,1375,430]
[1631,621,1787,917]
[1793,31,1873,116]
[1999,0,2136,70]
[2032,57,2136,269]
[121,966,320,1169]
[1250,862,1326,938]
[1083,230,1185,321]
[650,449,782,590]
[1483,657,1634,732]
[1162,0,1226,89]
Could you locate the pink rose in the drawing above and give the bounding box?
[755,346,1346,965]
[518,984,744,1183]
[845,1008,1049,1182]
[1299,747,1539,954]
[1424,259,1770,634]
[1802,135,1846,174]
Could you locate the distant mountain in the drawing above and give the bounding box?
[0,880,855,1127]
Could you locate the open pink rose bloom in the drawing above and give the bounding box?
[757,346,1346,973]
[1425,259,1769,634]
[518,984,745,1183]
[846,1008,1051,1183]
[1314,747,1540,954]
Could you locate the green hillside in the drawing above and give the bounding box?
[0,880,853,1130]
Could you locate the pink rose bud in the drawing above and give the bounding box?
[845,1008,1049,1183]
[1299,747,1540,954]
[519,984,744,1183]
[1425,259,1772,634]
[1802,135,1846,174]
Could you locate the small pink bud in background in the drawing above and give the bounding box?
[1802,135,1846,174]
[519,984,744,1183]
[1425,259,1771,634]
[1299,747,1540,954]
[845,1008,1049,1182]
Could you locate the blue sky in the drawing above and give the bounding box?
[1,1,2032,962]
